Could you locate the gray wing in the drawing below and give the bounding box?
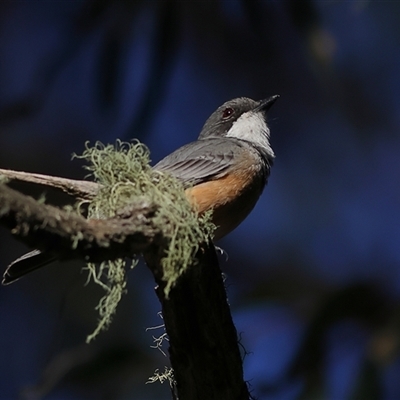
[154,137,242,187]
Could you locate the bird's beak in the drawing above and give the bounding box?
[255,95,280,113]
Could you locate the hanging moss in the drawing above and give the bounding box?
[74,140,215,342]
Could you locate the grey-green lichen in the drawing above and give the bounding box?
[146,366,175,387]
[0,175,9,185]
[74,140,215,342]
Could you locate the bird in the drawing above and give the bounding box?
[2,95,278,285]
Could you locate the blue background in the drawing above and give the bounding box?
[1,1,400,399]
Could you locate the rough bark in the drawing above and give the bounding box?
[0,172,250,400]
[0,183,160,262]
[145,245,250,400]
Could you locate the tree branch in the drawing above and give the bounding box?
[145,245,250,400]
[0,183,160,261]
[0,171,250,400]
[0,168,99,200]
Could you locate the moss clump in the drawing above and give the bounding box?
[75,140,215,342]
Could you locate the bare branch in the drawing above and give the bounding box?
[0,168,100,200]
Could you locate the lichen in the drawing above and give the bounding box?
[74,140,215,342]
[146,367,175,387]
[0,175,9,185]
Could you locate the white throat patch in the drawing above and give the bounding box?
[226,111,274,157]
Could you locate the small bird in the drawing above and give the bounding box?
[2,96,278,285]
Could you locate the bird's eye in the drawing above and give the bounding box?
[222,107,234,119]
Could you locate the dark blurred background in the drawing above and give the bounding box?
[1,1,400,399]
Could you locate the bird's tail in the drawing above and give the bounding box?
[2,249,56,285]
